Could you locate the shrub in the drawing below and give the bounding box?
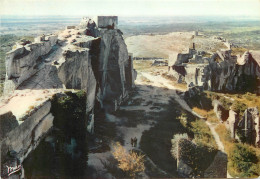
[75,90,86,98]
[112,142,145,177]
[171,133,189,159]
[190,119,217,150]
[231,100,247,117]
[229,143,259,177]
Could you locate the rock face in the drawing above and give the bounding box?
[4,34,61,92]
[225,107,260,147]
[4,15,136,116]
[0,100,53,177]
[209,50,259,92]
[1,16,136,178]
[169,47,260,93]
[212,100,229,122]
[23,92,88,178]
[238,107,260,147]
[204,151,227,178]
[98,29,132,109]
[227,110,240,139]
[0,112,18,141]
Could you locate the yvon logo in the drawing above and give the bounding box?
[6,165,22,176]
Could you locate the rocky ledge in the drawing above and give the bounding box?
[0,16,136,178]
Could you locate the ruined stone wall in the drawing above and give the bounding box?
[95,16,118,29]
[184,63,210,88]
[170,49,260,93]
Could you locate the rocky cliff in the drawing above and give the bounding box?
[169,48,260,94]
[0,16,136,178]
[209,50,259,92]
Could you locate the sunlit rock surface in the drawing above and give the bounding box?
[0,16,136,178]
[169,48,260,93]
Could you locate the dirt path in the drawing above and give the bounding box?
[206,121,232,178]
[141,72,204,119]
[141,71,232,178]
[88,69,228,178]
[206,122,225,152]
[87,72,174,177]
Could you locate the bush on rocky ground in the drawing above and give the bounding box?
[112,142,145,177]
[229,143,259,177]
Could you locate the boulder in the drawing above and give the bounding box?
[204,151,227,178]
[0,111,18,141]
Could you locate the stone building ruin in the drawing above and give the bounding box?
[168,44,260,94]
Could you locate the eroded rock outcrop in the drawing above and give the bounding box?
[1,16,136,178]
[4,35,58,90]
[169,47,260,93]
[0,111,18,141]
[227,109,240,139]
[237,107,260,147]
[0,100,53,177]
[225,107,260,147]
[212,100,229,122]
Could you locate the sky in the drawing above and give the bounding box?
[0,0,260,17]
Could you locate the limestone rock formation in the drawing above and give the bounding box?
[212,100,229,122]
[224,107,260,147]
[79,17,99,37]
[238,107,260,147]
[204,151,227,178]
[4,16,136,112]
[1,16,136,178]
[0,100,53,175]
[4,34,59,91]
[169,47,260,93]
[227,110,240,139]
[0,111,18,141]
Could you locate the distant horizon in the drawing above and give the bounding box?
[1,0,260,18]
[1,15,260,23]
